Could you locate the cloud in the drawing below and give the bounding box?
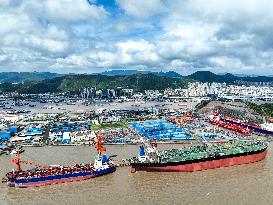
[116,39,159,64]
[0,0,273,75]
[114,20,154,33]
[0,54,8,62]
[0,0,108,72]
[0,0,21,7]
[0,13,32,35]
[117,0,164,18]
[45,0,108,22]
[154,0,273,74]
[24,35,69,53]
[52,39,160,72]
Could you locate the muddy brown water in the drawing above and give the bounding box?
[1,144,273,205]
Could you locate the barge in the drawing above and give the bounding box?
[2,137,116,188]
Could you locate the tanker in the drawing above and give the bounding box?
[130,140,267,172]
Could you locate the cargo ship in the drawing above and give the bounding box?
[130,140,267,172]
[209,115,251,135]
[219,115,273,135]
[2,137,116,188]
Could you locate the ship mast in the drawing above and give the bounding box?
[97,133,106,157]
[12,153,22,172]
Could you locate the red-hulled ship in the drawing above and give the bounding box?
[209,115,252,135]
[130,140,267,172]
[217,115,273,135]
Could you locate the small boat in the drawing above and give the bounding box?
[0,144,23,155]
[2,136,116,188]
[9,146,24,155]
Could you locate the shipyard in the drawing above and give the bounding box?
[2,0,273,204]
[1,84,273,204]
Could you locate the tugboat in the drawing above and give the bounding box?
[130,139,268,172]
[2,136,116,188]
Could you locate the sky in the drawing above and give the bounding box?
[0,0,273,75]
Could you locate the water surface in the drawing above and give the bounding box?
[1,144,272,205]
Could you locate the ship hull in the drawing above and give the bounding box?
[131,148,267,172]
[221,118,273,135]
[7,166,116,188]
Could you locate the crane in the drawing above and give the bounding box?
[11,154,49,172]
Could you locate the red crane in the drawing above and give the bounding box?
[11,154,49,172]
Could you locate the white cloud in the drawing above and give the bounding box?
[23,36,68,53]
[0,0,108,71]
[56,55,89,66]
[0,54,8,62]
[209,56,243,68]
[114,20,154,33]
[0,13,32,35]
[45,0,108,22]
[116,39,160,64]
[117,0,164,18]
[0,0,273,75]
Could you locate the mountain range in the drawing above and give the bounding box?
[0,72,63,83]
[0,73,189,94]
[98,70,182,78]
[0,70,272,84]
[187,71,273,83]
[0,70,273,94]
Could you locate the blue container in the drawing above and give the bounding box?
[7,127,20,133]
[0,131,12,139]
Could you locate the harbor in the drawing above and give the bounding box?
[0,98,272,204]
[1,0,273,204]
[1,144,273,205]
[0,95,273,205]
[0,84,273,203]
